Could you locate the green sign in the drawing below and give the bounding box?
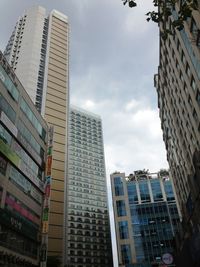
[0,139,20,167]
[42,207,49,221]
[48,146,53,156]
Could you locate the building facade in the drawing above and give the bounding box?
[111,170,180,267]
[4,6,70,263]
[154,3,200,266]
[0,51,48,266]
[66,106,113,267]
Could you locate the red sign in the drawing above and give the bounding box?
[46,156,52,175]
[45,184,51,198]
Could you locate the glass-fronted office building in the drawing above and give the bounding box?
[111,170,180,267]
[0,51,48,266]
[65,106,113,267]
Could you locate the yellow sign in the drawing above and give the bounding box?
[42,221,49,234]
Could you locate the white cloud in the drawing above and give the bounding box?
[83,99,95,109]
[71,94,168,176]
[125,99,140,111]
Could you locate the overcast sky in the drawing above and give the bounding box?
[0,1,168,264]
[0,0,168,175]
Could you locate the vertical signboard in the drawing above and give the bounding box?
[40,126,54,266]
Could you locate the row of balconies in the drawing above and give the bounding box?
[71,126,102,132]
[69,231,107,238]
[68,209,107,216]
[68,256,107,264]
[68,224,108,232]
[68,250,108,257]
[68,236,107,244]
[70,116,101,124]
[69,215,104,221]
[68,242,109,251]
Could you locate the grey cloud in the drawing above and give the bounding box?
[0,0,167,178]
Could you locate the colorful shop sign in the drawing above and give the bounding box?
[0,139,20,166]
[46,156,52,176]
[0,208,38,240]
[42,221,49,234]
[41,125,54,234]
[42,207,49,221]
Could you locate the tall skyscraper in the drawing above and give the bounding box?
[0,51,48,266]
[155,4,200,266]
[4,6,70,263]
[111,170,180,267]
[66,106,113,267]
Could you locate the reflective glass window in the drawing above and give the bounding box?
[139,180,150,203]
[121,244,131,264]
[20,98,46,140]
[0,65,19,101]
[164,180,175,202]
[13,140,39,175]
[150,179,163,202]
[119,221,129,239]
[18,120,41,154]
[128,182,138,204]
[114,176,124,196]
[116,200,126,217]
[0,93,16,123]
[0,123,12,145]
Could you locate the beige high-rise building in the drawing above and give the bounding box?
[155,3,200,266]
[4,6,69,264]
